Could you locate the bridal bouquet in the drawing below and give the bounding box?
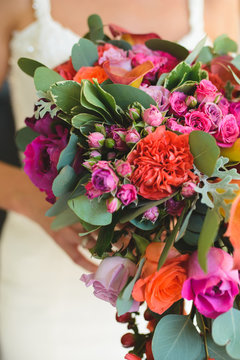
[16,15,240,360]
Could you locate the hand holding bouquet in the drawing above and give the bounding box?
[17,15,240,360]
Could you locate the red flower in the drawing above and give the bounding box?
[73,65,108,84]
[128,126,196,200]
[54,58,76,80]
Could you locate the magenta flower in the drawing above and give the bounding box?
[85,181,103,199]
[142,206,159,223]
[81,256,137,307]
[185,111,212,132]
[143,105,163,127]
[25,104,58,137]
[109,126,128,152]
[115,160,132,177]
[117,184,137,206]
[169,92,188,116]
[88,132,105,148]
[195,79,221,103]
[167,118,193,134]
[166,198,185,216]
[182,248,240,319]
[125,129,141,145]
[24,125,68,203]
[200,102,222,129]
[229,101,240,126]
[106,197,121,213]
[218,97,230,116]
[91,161,119,193]
[140,85,171,112]
[214,114,239,147]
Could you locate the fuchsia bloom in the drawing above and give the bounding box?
[182,248,240,319]
[195,79,221,103]
[25,110,56,137]
[109,126,128,151]
[169,92,188,116]
[167,118,193,134]
[91,161,119,193]
[218,97,230,116]
[143,105,163,127]
[115,160,132,177]
[85,181,103,199]
[142,206,159,223]
[185,111,212,132]
[214,114,239,147]
[117,184,137,206]
[140,85,171,112]
[81,256,137,307]
[229,101,240,126]
[166,198,185,216]
[88,132,105,148]
[106,197,121,213]
[200,102,222,129]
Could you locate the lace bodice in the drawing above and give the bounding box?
[8,0,205,131]
[8,0,79,130]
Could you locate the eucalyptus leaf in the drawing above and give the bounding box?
[51,208,80,230]
[57,133,79,171]
[15,127,38,152]
[18,57,46,77]
[145,39,189,60]
[34,67,64,92]
[50,81,81,113]
[185,36,207,65]
[199,335,235,360]
[197,46,214,64]
[45,192,71,217]
[87,14,104,42]
[71,38,98,71]
[130,217,160,230]
[52,165,77,197]
[214,34,238,55]
[152,315,202,360]
[108,39,132,51]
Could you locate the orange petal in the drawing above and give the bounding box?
[102,60,154,87]
[109,23,161,45]
[225,192,240,269]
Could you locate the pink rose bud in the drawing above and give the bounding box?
[143,105,163,126]
[105,138,115,149]
[169,92,188,116]
[215,114,239,148]
[89,150,101,160]
[181,181,196,197]
[125,129,141,146]
[95,123,106,135]
[106,197,121,213]
[115,160,132,177]
[88,132,105,148]
[83,160,95,170]
[107,152,116,160]
[144,126,154,134]
[142,206,159,223]
[186,96,197,108]
[129,107,141,121]
[117,184,137,206]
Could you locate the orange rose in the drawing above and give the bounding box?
[54,58,76,80]
[132,253,189,315]
[73,65,108,84]
[128,126,196,200]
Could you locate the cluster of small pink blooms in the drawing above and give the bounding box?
[181,181,196,198]
[142,206,159,223]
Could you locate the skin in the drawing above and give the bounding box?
[0,0,239,270]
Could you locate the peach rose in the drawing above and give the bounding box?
[73,65,108,84]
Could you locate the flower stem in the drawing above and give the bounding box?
[200,313,209,359]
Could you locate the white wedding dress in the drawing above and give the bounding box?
[0,0,206,359]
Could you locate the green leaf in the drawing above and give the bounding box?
[88,14,104,42]
[176,198,198,241]
[189,130,220,176]
[51,207,80,230]
[116,257,145,316]
[102,83,156,110]
[57,133,79,171]
[156,73,169,86]
[231,55,240,71]
[70,173,91,199]
[68,195,112,226]
[173,80,197,94]
[152,315,202,360]
[34,66,64,92]
[45,192,71,217]
[18,57,46,77]
[185,36,207,65]
[199,335,235,360]
[52,165,77,197]
[145,39,189,60]
[164,62,191,90]
[197,46,214,64]
[130,217,160,230]
[72,113,102,129]
[50,81,81,113]
[108,39,132,50]
[132,234,149,255]
[228,66,240,85]
[214,34,238,55]
[15,127,38,152]
[212,308,240,359]
[71,38,98,71]
[197,208,221,272]
[78,219,99,235]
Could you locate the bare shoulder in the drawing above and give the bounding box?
[0,0,34,33]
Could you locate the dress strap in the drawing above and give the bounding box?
[32,0,51,21]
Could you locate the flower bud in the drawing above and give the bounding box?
[186,96,197,108]
[89,150,101,160]
[125,129,141,146]
[105,138,115,149]
[144,309,154,321]
[143,105,163,126]
[107,152,116,160]
[88,132,105,148]
[106,197,121,213]
[181,181,196,198]
[129,107,141,121]
[144,126,154,135]
[116,312,132,323]
[115,160,132,177]
[121,333,135,348]
[166,198,185,216]
[142,206,159,223]
[95,123,106,135]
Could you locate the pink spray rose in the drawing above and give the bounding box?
[115,160,132,177]
[200,102,222,129]
[140,85,171,112]
[195,79,221,103]
[214,114,239,147]
[99,47,132,71]
[117,184,137,206]
[85,181,103,199]
[229,101,240,126]
[181,181,196,198]
[125,129,141,146]
[169,92,188,116]
[185,111,212,132]
[81,256,137,307]
[142,206,159,223]
[88,132,105,148]
[106,197,121,213]
[109,126,128,152]
[91,161,119,193]
[182,247,240,319]
[218,97,230,116]
[167,118,193,134]
[143,105,163,126]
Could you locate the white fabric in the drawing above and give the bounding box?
[1,0,206,359]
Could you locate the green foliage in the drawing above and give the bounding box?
[152,315,202,360]
[50,81,81,114]
[51,208,80,230]
[72,113,102,129]
[184,36,207,65]
[108,39,132,50]
[231,55,240,71]
[212,308,240,359]
[71,38,98,71]
[199,336,235,360]
[132,234,149,255]
[145,39,189,60]
[189,130,220,177]
[18,57,46,77]
[213,34,238,55]
[57,133,79,171]
[34,96,59,119]
[197,46,214,64]
[15,127,38,152]
[52,165,77,197]
[45,192,71,217]
[130,217,161,230]
[34,67,64,91]
[116,257,145,316]
[68,195,112,226]
[87,14,104,42]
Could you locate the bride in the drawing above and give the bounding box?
[0,0,236,359]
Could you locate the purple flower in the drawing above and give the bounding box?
[24,125,68,203]
[214,114,239,148]
[185,111,212,132]
[142,206,159,223]
[166,198,185,216]
[182,248,240,319]
[218,97,230,116]
[81,256,137,307]
[25,109,57,137]
[106,197,121,213]
[140,85,171,112]
[117,184,137,206]
[109,126,128,152]
[125,129,141,145]
[143,105,163,127]
[88,132,105,148]
[92,161,119,193]
[115,160,132,177]
[200,102,222,129]
[169,92,188,116]
[195,79,221,103]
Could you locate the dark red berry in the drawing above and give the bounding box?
[116,312,132,323]
[121,333,135,348]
